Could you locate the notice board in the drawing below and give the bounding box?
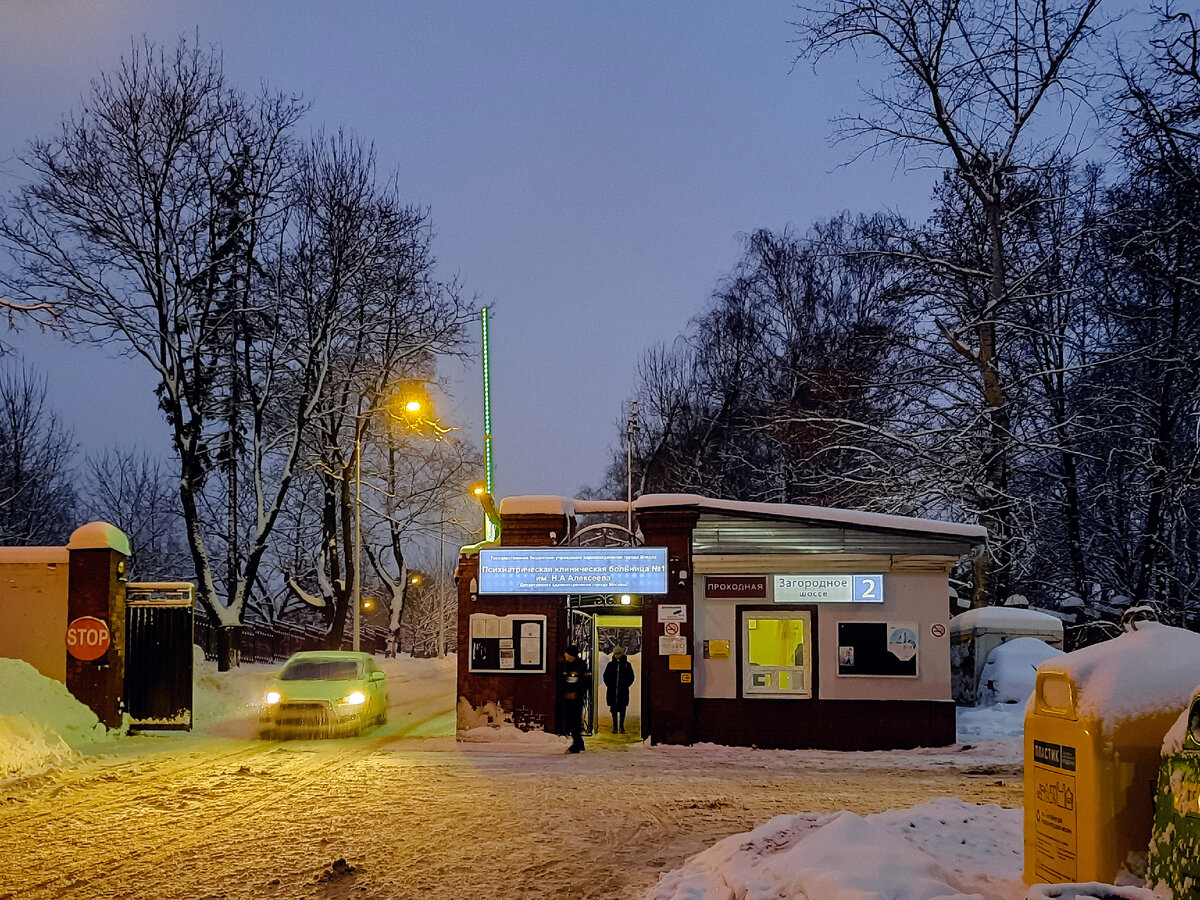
[469,614,547,674]
[836,621,918,677]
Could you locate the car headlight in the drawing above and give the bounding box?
[340,691,367,706]
[265,691,282,705]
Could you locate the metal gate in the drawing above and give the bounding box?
[125,582,195,730]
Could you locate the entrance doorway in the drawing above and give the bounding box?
[592,614,642,741]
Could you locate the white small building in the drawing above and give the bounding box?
[950,605,1064,705]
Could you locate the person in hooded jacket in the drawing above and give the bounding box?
[560,645,590,753]
[603,646,635,734]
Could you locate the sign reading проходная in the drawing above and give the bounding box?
[774,574,885,603]
[478,547,669,595]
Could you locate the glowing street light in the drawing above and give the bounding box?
[352,381,447,652]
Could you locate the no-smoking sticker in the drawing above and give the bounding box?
[664,621,680,637]
[930,623,946,638]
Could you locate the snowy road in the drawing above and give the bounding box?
[0,730,1021,899]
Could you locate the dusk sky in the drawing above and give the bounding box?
[2,1,934,499]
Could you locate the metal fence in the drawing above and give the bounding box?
[194,613,389,663]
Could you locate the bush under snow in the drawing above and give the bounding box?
[979,637,1064,706]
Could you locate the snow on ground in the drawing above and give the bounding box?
[0,648,1176,898]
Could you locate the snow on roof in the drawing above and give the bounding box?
[1043,623,1200,723]
[499,496,577,517]
[497,493,985,542]
[0,546,69,564]
[950,606,1065,638]
[66,521,131,556]
[635,493,986,541]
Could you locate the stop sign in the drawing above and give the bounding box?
[66,616,111,661]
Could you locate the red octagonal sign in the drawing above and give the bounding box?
[66,616,111,661]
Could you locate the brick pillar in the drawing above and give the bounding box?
[66,523,130,729]
[636,508,699,745]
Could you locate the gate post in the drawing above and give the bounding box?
[65,522,131,729]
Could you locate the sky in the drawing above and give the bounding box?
[0,1,935,500]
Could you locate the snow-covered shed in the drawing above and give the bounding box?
[456,493,986,750]
[949,605,1064,706]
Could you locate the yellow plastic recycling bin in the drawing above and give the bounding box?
[1024,624,1200,886]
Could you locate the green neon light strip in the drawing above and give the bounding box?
[481,307,497,541]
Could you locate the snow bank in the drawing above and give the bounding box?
[979,637,1063,706]
[648,797,1026,900]
[1025,884,1159,899]
[0,657,116,780]
[957,701,1027,741]
[1050,624,1200,722]
[458,725,564,747]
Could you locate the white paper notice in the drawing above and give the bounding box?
[521,637,540,666]
[659,636,687,655]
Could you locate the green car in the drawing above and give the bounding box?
[260,651,388,738]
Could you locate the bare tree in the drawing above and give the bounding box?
[77,447,191,581]
[795,0,1107,604]
[0,361,75,544]
[0,39,330,667]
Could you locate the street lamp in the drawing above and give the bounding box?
[351,382,446,653]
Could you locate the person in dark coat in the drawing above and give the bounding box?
[603,646,635,734]
[560,645,590,753]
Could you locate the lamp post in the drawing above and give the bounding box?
[351,383,441,654]
[626,400,639,533]
[352,423,364,651]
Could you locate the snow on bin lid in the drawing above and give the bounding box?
[950,606,1064,639]
[66,521,131,557]
[1045,623,1200,724]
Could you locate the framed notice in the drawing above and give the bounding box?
[469,614,546,673]
[835,621,918,677]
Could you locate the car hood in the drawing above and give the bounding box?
[268,680,370,703]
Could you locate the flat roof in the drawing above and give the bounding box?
[497,493,986,544]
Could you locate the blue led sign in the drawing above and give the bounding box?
[478,547,670,595]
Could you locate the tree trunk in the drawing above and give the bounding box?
[217,624,242,672]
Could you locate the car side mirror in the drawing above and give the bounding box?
[370,671,386,682]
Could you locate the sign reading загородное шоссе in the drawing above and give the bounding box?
[478,548,669,595]
[773,574,885,603]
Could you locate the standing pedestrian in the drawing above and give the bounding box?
[603,646,635,734]
[560,645,590,753]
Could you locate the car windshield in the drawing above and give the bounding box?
[281,660,359,681]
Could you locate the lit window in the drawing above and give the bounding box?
[743,612,812,698]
